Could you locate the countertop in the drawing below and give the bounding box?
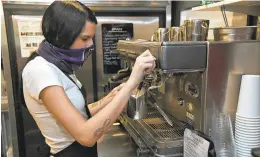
[98,123,137,157]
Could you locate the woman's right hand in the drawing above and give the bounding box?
[126,50,156,90]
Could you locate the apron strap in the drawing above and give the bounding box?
[62,73,92,118]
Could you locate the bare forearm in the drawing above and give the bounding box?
[89,83,125,116]
[80,83,132,144]
[88,99,106,116]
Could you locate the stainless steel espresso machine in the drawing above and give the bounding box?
[116,40,208,157]
[112,36,260,156]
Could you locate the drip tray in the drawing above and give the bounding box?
[121,107,184,156]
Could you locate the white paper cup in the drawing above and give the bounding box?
[236,135,260,139]
[236,114,260,120]
[235,130,260,136]
[236,145,259,153]
[237,149,251,156]
[236,115,260,120]
[235,123,260,129]
[236,145,254,151]
[237,148,251,153]
[237,149,251,154]
[235,119,260,124]
[235,127,260,133]
[235,122,260,128]
[235,132,260,138]
[235,136,260,142]
[235,129,260,134]
[236,137,260,143]
[235,121,260,126]
[237,147,251,151]
[236,141,260,147]
[236,137,260,142]
[236,113,260,118]
[235,135,260,141]
[237,152,250,157]
[237,146,260,151]
[237,75,260,117]
[237,153,250,157]
[235,133,260,140]
[237,145,260,151]
[236,142,260,146]
[236,123,260,128]
[235,123,259,129]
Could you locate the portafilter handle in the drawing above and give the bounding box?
[110,72,130,82]
[110,67,131,82]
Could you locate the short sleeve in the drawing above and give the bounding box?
[22,63,63,101]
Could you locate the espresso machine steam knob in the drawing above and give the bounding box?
[178,98,185,106]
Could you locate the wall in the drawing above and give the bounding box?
[171,1,201,26]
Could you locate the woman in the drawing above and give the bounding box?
[22,1,156,157]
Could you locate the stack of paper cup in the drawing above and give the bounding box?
[235,75,260,157]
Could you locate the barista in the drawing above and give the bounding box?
[22,1,156,157]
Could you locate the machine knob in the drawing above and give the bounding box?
[137,148,150,157]
[178,98,184,106]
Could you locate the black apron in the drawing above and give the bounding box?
[21,53,98,157]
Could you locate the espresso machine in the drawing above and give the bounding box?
[114,39,260,157]
[109,21,260,156]
[114,39,207,157]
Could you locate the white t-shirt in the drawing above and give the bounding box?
[22,56,88,154]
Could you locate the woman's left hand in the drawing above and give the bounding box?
[100,83,125,106]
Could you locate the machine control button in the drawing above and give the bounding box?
[178,98,184,106]
[185,81,199,98]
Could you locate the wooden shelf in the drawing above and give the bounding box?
[192,0,260,16]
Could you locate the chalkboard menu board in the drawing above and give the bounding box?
[102,23,133,74]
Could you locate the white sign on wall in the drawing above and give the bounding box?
[14,15,44,57]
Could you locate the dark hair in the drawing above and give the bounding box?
[42,1,97,49]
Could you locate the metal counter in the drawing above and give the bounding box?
[98,123,137,157]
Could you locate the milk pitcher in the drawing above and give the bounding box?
[126,88,147,120]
